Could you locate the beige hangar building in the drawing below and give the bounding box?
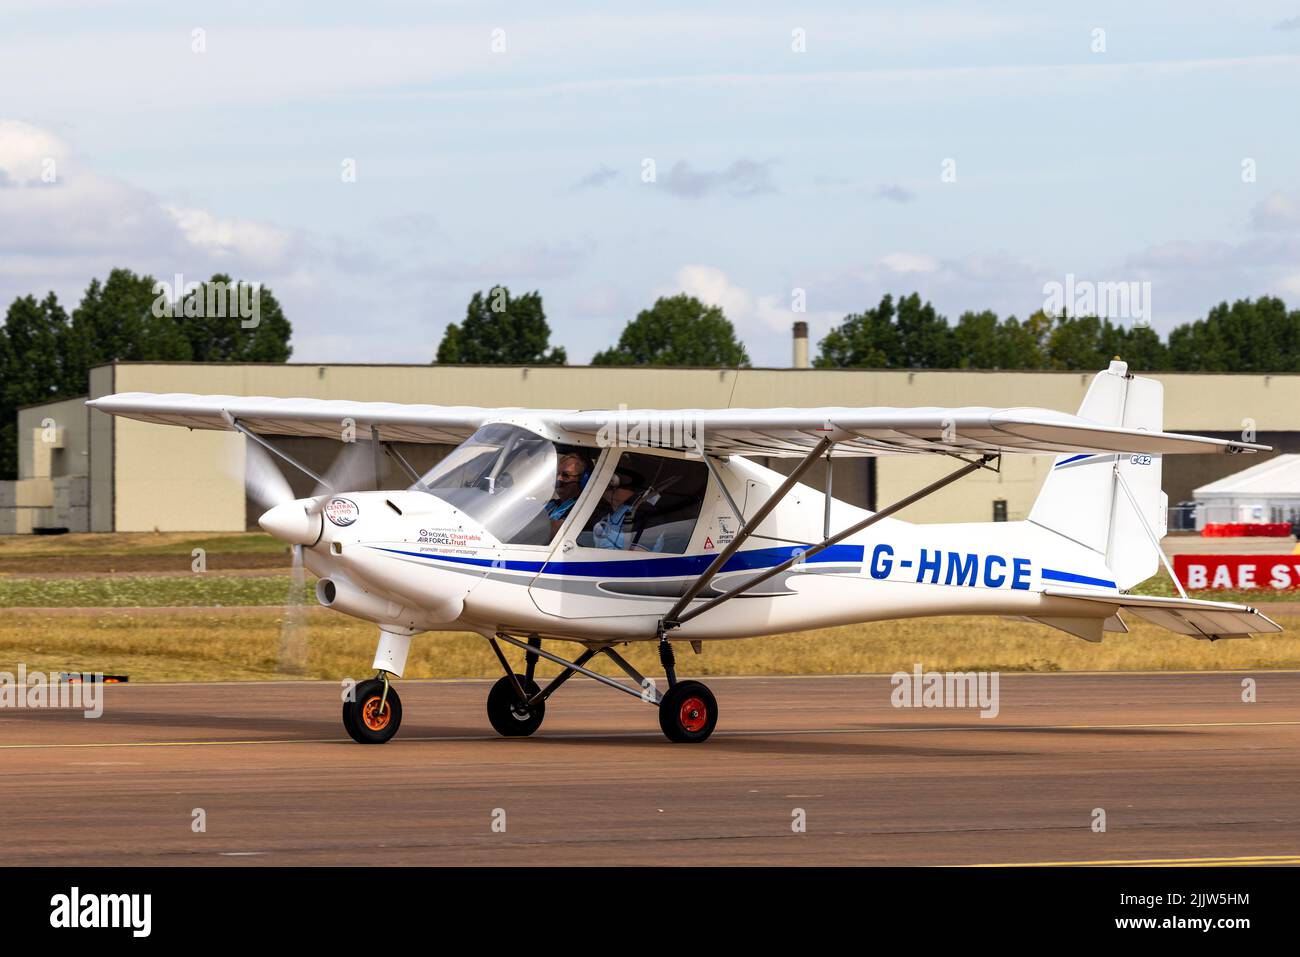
[3,358,1298,535]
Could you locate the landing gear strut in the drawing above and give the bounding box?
[486,632,719,743]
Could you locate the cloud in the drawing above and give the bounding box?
[1124,233,1300,273]
[0,120,67,186]
[0,119,307,279]
[1250,191,1300,232]
[1274,16,1300,31]
[567,164,618,192]
[659,159,776,199]
[1110,230,1300,329]
[1275,273,1300,297]
[875,183,915,203]
[665,265,843,365]
[880,252,938,274]
[1123,240,1233,270]
[0,118,396,364]
[163,204,295,264]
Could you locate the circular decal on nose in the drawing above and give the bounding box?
[324,497,359,527]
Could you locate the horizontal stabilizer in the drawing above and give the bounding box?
[1043,588,1282,640]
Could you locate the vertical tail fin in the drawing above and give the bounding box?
[1027,359,1167,589]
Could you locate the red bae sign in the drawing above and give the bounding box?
[1173,554,1300,591]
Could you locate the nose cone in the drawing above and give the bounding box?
[258,501,322,546]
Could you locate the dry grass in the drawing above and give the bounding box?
[0,575,310,608]
[3,608,1297,683]
[0,531,283,558]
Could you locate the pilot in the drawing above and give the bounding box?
[546,453,590,535]
[592,468,647,550]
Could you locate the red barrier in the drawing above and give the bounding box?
[1173,554,1300,590]
[1201,523,1292,538]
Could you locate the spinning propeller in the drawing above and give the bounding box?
[233,436,384,675]
[245,438,380,545]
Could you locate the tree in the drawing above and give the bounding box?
[592,294,749,367]
[1167,297,1299,373]
[1045,314,1109,370]
[995,314,1048,369]
[952,309,1000,369]
[2,268,294,478]
[0,293,73,479]
[814,293,902,368]
[1103,321,1168,372]
[894,292,955,368]
[816,293,953,368]
[65,268,189,387]
[436,286,566,365]
[174,275,293,362]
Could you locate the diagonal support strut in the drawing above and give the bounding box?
[665,452,996,629]
[663,436,835,626]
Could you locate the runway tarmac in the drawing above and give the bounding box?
[3,671,1299,866]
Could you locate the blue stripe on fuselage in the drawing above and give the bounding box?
[373,545,1116,590]
[372,544,865,579]
[1053,453,1095,469]
[1040,567,1116,588]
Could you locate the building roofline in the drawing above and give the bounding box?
[16,394,89,413]
[88,361,1300,378]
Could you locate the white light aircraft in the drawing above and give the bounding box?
[89,360,1281,744]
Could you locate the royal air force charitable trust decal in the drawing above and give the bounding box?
[324,497,359,527]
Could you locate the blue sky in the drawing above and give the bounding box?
[2,1,1299,367]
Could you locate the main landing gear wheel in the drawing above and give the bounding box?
[487,674,546,737]
[343,678,402,744]
[658,680,717,743]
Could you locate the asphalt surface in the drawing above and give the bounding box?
[2,672,1299,866]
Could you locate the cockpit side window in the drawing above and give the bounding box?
[576,451,708,553]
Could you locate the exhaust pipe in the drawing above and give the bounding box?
[316,577,405,623]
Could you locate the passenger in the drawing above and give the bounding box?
[546,453,590,535]
[592,468,648,550]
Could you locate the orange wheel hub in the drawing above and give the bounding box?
[361,696,391,731]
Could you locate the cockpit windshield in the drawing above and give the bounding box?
[414,424,559,545]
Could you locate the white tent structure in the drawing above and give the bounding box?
[1194,454,1300,529]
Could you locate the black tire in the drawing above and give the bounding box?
[487,674,545,737]
[658,680,717,743]
[343,678,402,744]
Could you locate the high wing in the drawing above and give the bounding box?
[87,392,1269,458]
[86,393,507,445]
[552,407,1267,457]
[1044,588,1283,639]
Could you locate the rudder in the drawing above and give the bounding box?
[1027,359,1166,589]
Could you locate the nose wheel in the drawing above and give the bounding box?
[658,680,717,743]
[343,677,403,744]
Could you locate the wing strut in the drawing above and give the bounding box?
[663,436,835,625]
[1112,463,1189,600]
[662,451,997,630]
[381,442,427,490]
[223,415,330,488]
